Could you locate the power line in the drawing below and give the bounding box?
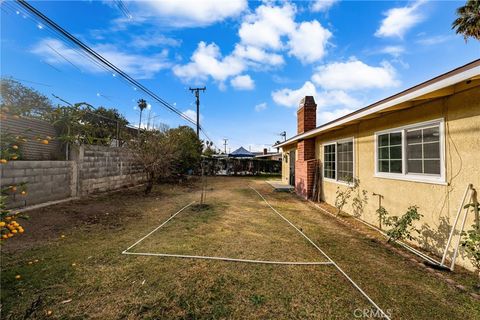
[16,0,198,128]
[13,0,219,148]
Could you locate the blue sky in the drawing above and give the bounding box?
[1,0,479,152]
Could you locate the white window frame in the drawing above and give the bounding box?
[323,137,355,186]
[374,118,446,185]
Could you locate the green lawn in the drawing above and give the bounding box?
[1,177,479,319]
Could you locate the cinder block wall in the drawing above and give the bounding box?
[1,161,73,208]
[1,145,146,208]
[75,145,145,196]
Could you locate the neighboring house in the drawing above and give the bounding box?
[254,148,282,161]
[275,59,480,270]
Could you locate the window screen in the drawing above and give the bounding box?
[323,144,336,179]
[407,126,440,175]
[337,141,353,182]
[377,132,402,173]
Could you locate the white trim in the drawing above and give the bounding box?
[275,64,479,148]
[374,118,446,184]
[322,137,355,186]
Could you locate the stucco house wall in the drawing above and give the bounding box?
[281,86,479,270]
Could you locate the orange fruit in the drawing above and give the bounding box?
[12,145,18,150]
[15,275,21,280]
[21,191,27,196]
[7,233,13,238]
[2,235,7,239]
[12,230,17,234]
[28,261,33,265]
[0,222,5,227]
[19,228,24,233]
[40,140,49,145]
[46,310,53,316]
[5,217,12,221]
[11,155,18,160]
[0,159,7,164]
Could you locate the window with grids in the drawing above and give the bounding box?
[323,144,336,179]
[406,126,440,175]
[337,141,353,182]
[377,132,402,173]
[375,121,443,181]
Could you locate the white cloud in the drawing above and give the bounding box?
[172,42,245,83]
[233,44,284,66]
[173,3,333,87]
[255,102,267,112]
[230,74,255,90]
[271,82,360,124]
[238,3,296,50]
[182,109,203,124]
[416,35,451,46]
[380,45,405,57]
[311,0,339,12]
[271,81,317,108]
[123,0,248,28]
[318,107,355,125]
[375,0,425,38]
[311,58,399,91]
[32,38,170,79]
[315,90,360,109]
[130,33,181,49]
[288,20,332,64]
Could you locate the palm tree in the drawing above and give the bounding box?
[137,99,147,133]
[452,0,480,42]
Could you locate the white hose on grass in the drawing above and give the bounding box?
[122,201,196,253]
[122,200,331,265]
[250,186,391,320]
[123,251,334,265]
[311,201,441,266]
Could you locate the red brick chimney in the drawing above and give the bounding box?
[295,96,317,199]
[297,96,317,134]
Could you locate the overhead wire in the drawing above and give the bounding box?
[10,0,218,146]
[15,0,199,127]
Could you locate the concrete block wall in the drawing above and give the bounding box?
[1,145,146,208]
[1,161,73,208]
[75,145,146,195]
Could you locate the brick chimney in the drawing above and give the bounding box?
[297,96,317,134]
[295,96,317,199]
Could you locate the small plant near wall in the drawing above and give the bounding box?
[461,201,480,287]
[376,206,389,230]
[351,179,368,218]
[383,205,423,243]
[334,177,368,216]
[334,183,352,215]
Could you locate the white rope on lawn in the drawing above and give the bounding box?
[250,186,391,320]
[123,251,334,265]
[310,201,441,266]
[122,200,331,265]
[122,201,196,253]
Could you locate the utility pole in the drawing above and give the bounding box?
[189,87,206,137]
[223,138,228,154]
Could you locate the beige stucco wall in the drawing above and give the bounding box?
[281,145,296,185]
[314,86,480,270]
